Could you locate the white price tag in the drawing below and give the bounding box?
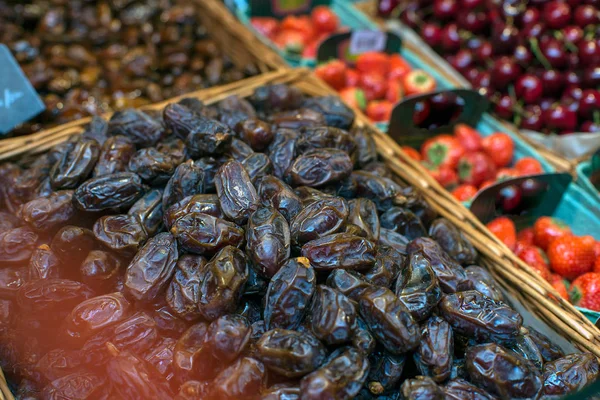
[349,30,386,55]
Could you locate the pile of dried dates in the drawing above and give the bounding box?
[0,83,597,399]
[0,0,257,136]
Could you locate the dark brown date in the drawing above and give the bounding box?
[264,257,316,330]
[93,214,148,256]
[93,135,136,177]
[162,160,205,210]
[143,337,176,379]
[527,327,564,363]
[184,114,233,158]
[210,357,265,399]
[173,322,217,382]
[237,118,273,151]
[108,109,164,148]
[260,384,300,400]
[80,250,121,292]
[297,126,356,155]
[428,218,477,266]
[268,129,298,179]
[300,347,369,400]
[197,246,248,321]
[287,148,353,188]
[378,228,409,255]
[0,211,22,233]
[310,285,357,345]
[163,103,204,140]
[358,287,421,355]
[107,351,173,399]
[246,207,290,278]
[302,96,355,130]
[353,127,378,168]
[0,227,39,265]
[19,190,75,232]
[124,232,178,303]
[438,290,522,341]
[352,171,402,212]
[49,139,99,189]
[414,316,453,383]
[128,148,178,185]
[352,318,376,356]
[395,253,442,321]
[51,226,95,267]
[444,379,495,400]
[365,245,405,288]
[464,266,504,301]
[301,233,377,271]
[41,371,107,400]
[250,84,304,113]
[165,254,206,322]
[379,207,426,241]
[156,138,188,166]
[271,108,325,130]
[215,160,259,224]
[228,137,254,162]
[0,267,28,299]
[16,279,94,312]
[170,212,244,256]
[543,353,599,397]
[73,172,147,212]
[367,351,406,395]
[164,194,223,229]
[348,198,380,241]
[35,348,84,383]
[258,175,302,223]
[326,269,373,302]
[242,153,273,183]
[205,314,251,363]
[400,376,444,400]
[128,189,164,236]
[256,328,326,378]
[290,197,348,245]
[466,343,542,399]
[28,244,61,280]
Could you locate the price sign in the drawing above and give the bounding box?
[0,44,45,135]
[349,30,386,55]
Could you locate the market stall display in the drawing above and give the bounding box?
[0,0,283,137]
[0,68,598,398]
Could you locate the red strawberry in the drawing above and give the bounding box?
[457,151,496,187]
[388,54,412,81]
[311,6,339,34]
[515,244,551,281]
[479,179,496,190]
[486,216,517,251]
[274,30,305,54]
[421,134,465,169]
[365,100,393,122]
[280,15,315,42]
[594,241,600,259]
[339,87,367,111]
[454,123,482,152]
[345,69,360,87]
[315,60,347,90]
[302,40,318,59]
[402,146,422,161]
[548,235,596,280]
[514,240,529,255]
[515,157,543,175]
[251,17,279,39]
[594,256,600,273]
[481,132,514,168]
[549,273,570,301]
[423,162,458,188]
[533,216,572,251]
[359,73,388,101]
[452,184,478,201]
[517,227,535,245]
[496,168,520,181]
[356,52,390,77]
[386,79,403,104]
[571,272,600,311]
[403,70,436,96]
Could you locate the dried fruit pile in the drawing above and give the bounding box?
[316,52,437,122]
[0,84,596,398]
[488,216,600,312]
[251,6,341,59]
[0,0,257,136]
[384,0,600,134]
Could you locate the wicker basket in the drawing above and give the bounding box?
[353,0,577,173]
[1,68,599,397]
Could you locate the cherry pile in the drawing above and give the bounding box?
[380,0,600,134]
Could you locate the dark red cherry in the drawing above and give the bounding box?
[434,0,459,19]
[475,41,493,62]
[457,11,488,33]
[521,105,544,131]
[563,97,580,113]
[539,98,555,111]
[520,7,540,27]
[578,40,600,67]
[578,89,600,119]
[465,68,481,84]
[400,3,420,27]
[567,53,580,70]
[461,0,483,8]
[515,74,543,104]
[563,86,584,101]
[544,105,578,131]
[494,95,515,119]
[582,67,600,88]
[440,23,461,52]
[543,1,572,29]
[541,39,567,68]
[581,121,600,132]
[513,45,533,66]
[565,71,581,87]
[421,23,442,48]
[491,57,521,88]
[574,4,599,26]
[451,49,474,72]
[540,70,565,97]
[522,22,545,39]
[491,24,519,55]
[466,37,484,51]
[474,72,492,97]
[563,26,584,44]
[498,185,522,212]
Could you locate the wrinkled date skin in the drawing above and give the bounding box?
[108,351,174,399]
[358,287,421,355]
[93,214,148,256]
[395,253,442,322]
[264,257,316,330]
[287,148,353,188]
[124,232,178,303]
[297,126,356,155]
[246,207,290,278]
[166,255,206,322]
[172,322,217,383]
[301,233,377,272]
[366,245,404,288]
[41,372,107,400]
[326,269,373,302]
[51,225,96,267]
[380,207,426,241]
[170,212,244,256]
[367,351,406,395]
[542,353,600,397]
[17,279,94,312]
[300,347,369,400]
[19,190,76,232]
[428,219,478,266]
[466,344,543,399]
[93,135,136,178]
[302,96,355,130]
[215,160,259,224]
[0,227,39,265]
[401,376,445,400]
[352,171,402,212]
[444,379,495,400]
[109,110,164,148]
[164,194,223,229]
[205,314,251,363]
[464,266,504,302]
[80,250,121,291]
[73,172,147,212]
[528,327,565,363]
[50,139,100,190]
[290,197,349,246]
[268,129,299,179]
[237,118,273,151]
[128,148,178,186]
[258,175,302,223]
[439,290,523,341]
[348,198,380,241]
[256,329,327,378]
[162,160,205,210]
[210,357,265,399]
[414,316,453,383]
[28,244,61,280]
[128,189,164,236]
[310,285,357,345]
